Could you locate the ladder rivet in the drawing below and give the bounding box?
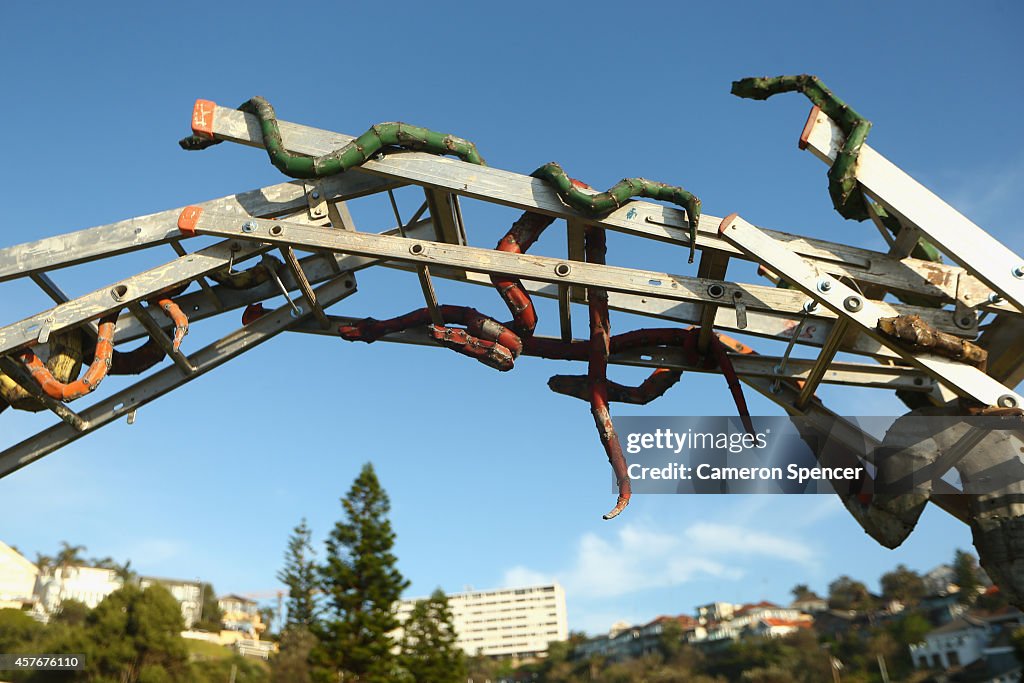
[998,395,1019,409]
[989,293,1003,304]
[843,296,862,312]
[242,221,257,233]
[817,279,832,292]
[311,191,320,200]
[1013,265,1024,279]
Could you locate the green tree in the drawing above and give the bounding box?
[115,558,138,583]
[191,655,271,683]
[879,564,925,606]
[258,606,276,638]
[0,608,44,653]
[828,575,874,612]
[272,625,316,683]
[34,553,53,575]
[657,618,684,660]
[400,589,466,683]
[315,463,409,683]
[278,518,319,629]
[888,613,931,646]
[75,584,188,683]
[791,584,819,602]
[90,556,117,570]
[54,541,86,573]
[52,598,91,627]
[195,582,223,632]
[953,549,980,604]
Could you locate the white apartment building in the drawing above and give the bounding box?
[397,583,568,659]
[36,565,123,613]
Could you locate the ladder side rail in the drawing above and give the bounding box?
[0,173,398,283]
[199,103,1011,316]
[108,220,431,346]
[0,274,357,479]
[0,240,269,356]
[800,106,1024,312]
[375,261,907,360]
[187,212,970,337]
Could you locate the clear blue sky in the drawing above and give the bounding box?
[1,2,1022,634]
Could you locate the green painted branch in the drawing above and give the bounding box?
[732,74,872,221]
[531,162,702,263]
[180,97,485,178]
[180,98,701,263]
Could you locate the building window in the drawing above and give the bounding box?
[947,651,959,667]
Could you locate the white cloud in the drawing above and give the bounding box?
[502,520,816,602]
[683,522,817,567]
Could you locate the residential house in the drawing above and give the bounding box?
[574,615,699,662]
[909,608,1024,675]
[0,541,38,610]
[791,595,828,614]
[698,601,812,643]
[218,594,267,639]
[36,565,123,615]
[696,602,738,625]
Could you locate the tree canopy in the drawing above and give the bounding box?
[400,589,466,683]
[314,462,409,683]
[278,518,318,629]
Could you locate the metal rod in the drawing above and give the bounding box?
[126,302,196,376]
[281,247,330,329]
[387,189,405,237]
[262,255,302,317]
[771,301,816,394]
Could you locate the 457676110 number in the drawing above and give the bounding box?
[0,654,85,670]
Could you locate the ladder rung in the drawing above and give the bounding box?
[558,284,572,342]
[795,318,849,410]
[416,265,444,327]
